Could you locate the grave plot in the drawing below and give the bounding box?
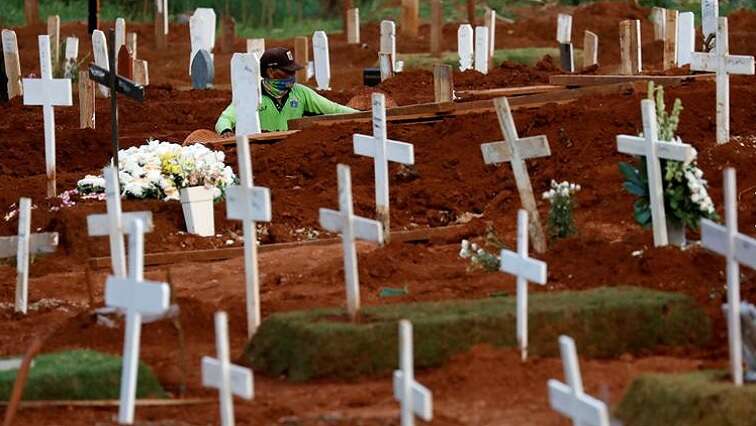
[0,2,755,425]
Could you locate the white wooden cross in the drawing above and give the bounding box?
[701,168,756,386]
[691,17,754,145]
[92,29,110,97]
[202,311,254,426]
[319,164,383,319]
[353,92,414,241]
[702,0,719,48]
[616,99,696,247]
[548,335,610,426]
[246,38,265,58]
[480,97,550,253]
[677,12,695,66]
[0,198,59,314]
[189,7,217,74]
[457,24,473,72]
[557,14,572,45]
[312,31,331,91]
[225,135,271,337]
[394,319,432,426]
[22,35,72,198]
[106,218,170,424]
[474,26,489,74]
[499,209,547,361]
[87,166,153,278]
[380,20,402,72]
[115,17,126,54]
[63,36,79,79]
[231,52,262,137]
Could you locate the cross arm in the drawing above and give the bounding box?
[88,64,145,102]
[22,79,72,106]
[319,208,384,244]
[393,370,433,421]
[701,219,756,269]
[226,185,271,222]
[617,136,696,163]
[319,208,342,234]
[87,211,154,236]
[201,356,254,399]
[690,52,717,73]
[353,134,415,165]
[481,135,550,165]
[724,55,755,75]
[548,379,609,426]
[105,277,170,314]
[0,233,59,259]
[499,250,547,284]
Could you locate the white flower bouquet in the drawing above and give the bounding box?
[543,180,580,239]
[77,140,237,201]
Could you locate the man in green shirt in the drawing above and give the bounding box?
[215,47,357,135]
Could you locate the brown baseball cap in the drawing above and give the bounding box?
[260,47,304,74]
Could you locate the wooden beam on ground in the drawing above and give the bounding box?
[456,85,563,98]
[89,224,472,269]
[549,73,715,87]
[288,101,456,129]
[183,129,298,146]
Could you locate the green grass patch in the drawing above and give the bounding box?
[398,47,581,70]
[616,370,756,426]
[245,287,711,381]
[0,350,165,401]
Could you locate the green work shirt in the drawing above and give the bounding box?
[215,83,357,133]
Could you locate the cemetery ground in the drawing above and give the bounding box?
[1,2,756,425]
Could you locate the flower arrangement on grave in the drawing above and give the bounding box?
[458,227,508,272]
[543,180,580,240]
[76,140,237,201]
[619,82,718,231]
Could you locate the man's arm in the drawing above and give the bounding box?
[299,85,358,115]
[215,103,237,134]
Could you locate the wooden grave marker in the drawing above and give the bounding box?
[231,52,262,137]
[583,30,598,69]
[87,166,154,277]
[702,0,718,50]
[105,218,170,424]
[663,9,678,70]
[2,30,23,99]
[394,320,433,426]
[25,0,39,26]
[92,29,110,97]
[115,18,126,56]
[313,31,331,90]
[0,198,59,314]
[79,70,95,129]
[353,93,415,242]
[677,12,695,66]
[380,20,401,72]
[47,15,60,70]
[616,99,696,247]
[63,36,79,79]
[23,35,73,197]
[433,64,453,103]
[347,8,360,45]
[458,24,474,72]
[225,136,272,337]
[401,0,419,38]
[221,15,235,54]
[127,32,137,59]
[202,311,254,425]
[480,97,550,253]
[191,49,214,89]
[379,52,393,82]
[0,43,6,103]
[154,0,168,49]
[701,168,756,386]
[548,336,610,426]
[619,20,641,75]
[189,8,216,75]
[247,38,265,58]
[690,17,754,145]
[430,0,443,57]
[133,60,149,86]
[474,26,489,74]
[499,209,548,360]
[651,7,666,42]
[88,0,99,34]
[484,8,496,67]
[557,14,573,72]
[319,164,384,319]
[117,45,134,80]
[294,36,308,83]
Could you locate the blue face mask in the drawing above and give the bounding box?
[263,77,295,98]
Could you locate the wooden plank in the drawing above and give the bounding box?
[430,0,443,57]
[433,64,453,103]
[401,0,419,38]
[549,73,715,87]
[288,101,455,129]
[183,129,299,146]
[456,85,563,98]
[583,30,598,69]
[664,10,678,70]
[89,224,471,269]
[619,20,633,75]
[24,0,39,26]
[346,8,360,44]
[220,15,235,54]
[79,70,95,129]
[294,36,308,83]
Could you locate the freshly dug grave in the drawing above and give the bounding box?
[247,287,710,381]
[616,370,756,426]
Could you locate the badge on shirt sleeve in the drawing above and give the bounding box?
[290,99,299,108]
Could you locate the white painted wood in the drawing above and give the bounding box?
[225,136,272,337]
[246,38,265,58]
[378,52,393,81]
[92,30,110,97]
[702,0,719,47]
[395,320,432,425]
[2,29,23,98]
[548,336,610,426]
[189,8,217,74]
[651,7,666,42]
[701,168,756,385]
[457,24,474,72]
[485,9,496,59]
[481,97,550,254]
[319,164,383,318]
[105,218,170,424]
[0,233,58,259]
[14,198,31,314]
[22,35,72,198]
[347,8,360,44]
[202,311,254,426]
[231,53,262,137]
[63,36,79,79]
[677,12,695,66]
[616,99,696,247]
[156,0,169,36]
[690,18,754,144]
[474,26,489,74]
[312,31,331,91]
[352,93,414,241]
[115,18,126,53]
[380,20,397,72]
[180,186,215,236]
[127,33,137,59]
[499,210,547,361]
[557,14,572,44]
[0,358,28,371]
[87,212,154,236]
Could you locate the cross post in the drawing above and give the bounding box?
[225,136,272,337]
[617,99,696,247]
[548,335,610,426]
[353,93,414,243]
[701,168,756,386]
[481,97,551,253]
[202,311,254,426]
[394,320,433,426]
[22,35,73,197]
[691,17,755,144]
[312,31,331,90]
[231,52,262,137]
[319,164,383,319]
[457,24,474,71]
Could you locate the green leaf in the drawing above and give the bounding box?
[623,181,648,197]
[634,201,652,227]
[619,162,641,184]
